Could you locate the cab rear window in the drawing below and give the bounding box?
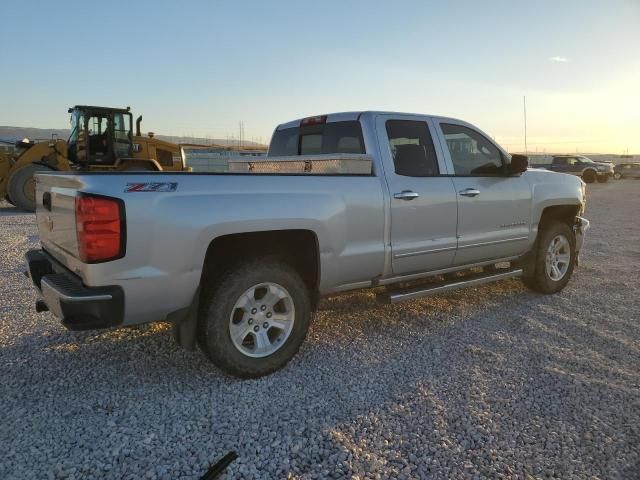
[269,121,365,156]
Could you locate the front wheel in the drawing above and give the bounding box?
[198,259,311,378]
[7,164,51,211]
[522,221,576,294]
[582,170,597,183]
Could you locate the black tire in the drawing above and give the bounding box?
[522,221,576,294]
[582,169,597,184]
[4,195,14,206]
[596,175,609,183]
[7,164,50,212]
[198,258,311,378]
[121,162,156,171]
[613,172,622,180]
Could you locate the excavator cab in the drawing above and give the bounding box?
[67,105,133,166]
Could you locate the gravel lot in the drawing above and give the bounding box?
[1,180,639,480]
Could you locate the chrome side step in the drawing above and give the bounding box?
[378,269,523,304]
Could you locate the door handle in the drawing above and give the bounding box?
[394,190,420,201]
[459,188,480,197]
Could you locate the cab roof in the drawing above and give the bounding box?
[68,105,131,114]
[275,111,464,130]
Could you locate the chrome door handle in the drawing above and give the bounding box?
[394,190,420,201]
[459,188,480,197]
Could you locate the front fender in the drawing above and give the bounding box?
[527,170,584,229]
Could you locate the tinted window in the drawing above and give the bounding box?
[553,157,567,165]
[441,123,504,175]
[385,120,439,177]
[156,148,173,167]
[269,121,365,156]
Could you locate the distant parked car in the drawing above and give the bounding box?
[548,155,614,183]
[614,162,640,180]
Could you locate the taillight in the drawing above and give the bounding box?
[75,194,125,263]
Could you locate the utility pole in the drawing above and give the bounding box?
[523,96,528,154]
[238,121,245,147]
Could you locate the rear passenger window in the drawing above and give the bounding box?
[269,121,365,156]
[385,120,439,177]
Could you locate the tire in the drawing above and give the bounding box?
[120,162,156,171]
[613,172,622,180]
[7,164,50,212]
[596,175,609,183]
[4,195,14,206]
[582,169,597,184]
[522,221,576,294]
[198,258,311,378]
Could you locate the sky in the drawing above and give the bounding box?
[1,0,639,153]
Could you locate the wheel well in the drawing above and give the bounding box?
[200,229,320,296]
[539,205,580,228]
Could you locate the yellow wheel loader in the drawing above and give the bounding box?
[0,105,189,211]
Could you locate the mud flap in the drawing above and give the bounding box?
[171,287,200,351]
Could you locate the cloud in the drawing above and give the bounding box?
[550,56,569,63]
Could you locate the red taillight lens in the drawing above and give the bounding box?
[75,195,124,263]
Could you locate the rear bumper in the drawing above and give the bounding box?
[25,249,124,330]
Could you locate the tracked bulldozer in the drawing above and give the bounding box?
[0,105,189,211]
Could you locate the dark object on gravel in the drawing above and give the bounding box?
[199,451,238,480]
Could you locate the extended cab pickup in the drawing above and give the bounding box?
[26,111,590,378]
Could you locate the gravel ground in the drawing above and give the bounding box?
[1,180,639,480]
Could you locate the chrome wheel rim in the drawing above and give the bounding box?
[228,282,295,358]
[545,234,571,281]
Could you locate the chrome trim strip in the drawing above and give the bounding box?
[457,236,529,250]
[383,269,523,304]
[394,245,457,259]
[394,236,528,259]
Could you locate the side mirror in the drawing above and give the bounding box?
[508,154,528,174]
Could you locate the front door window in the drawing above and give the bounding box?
[441,123,504,175]
[87,115,110,161]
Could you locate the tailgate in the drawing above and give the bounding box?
[35,173,83,266]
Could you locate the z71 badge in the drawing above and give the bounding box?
[125,182,178,192]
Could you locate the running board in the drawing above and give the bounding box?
[378,269,523,304]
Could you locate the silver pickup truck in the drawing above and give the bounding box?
[26,111,589,378]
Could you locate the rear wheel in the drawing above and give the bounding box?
[7,164,50,212]
[582,169,596,183]
[613,172,622,180]
[120,162,156,171]
[198,258,311,378]
[522,221,576,294]
[596,175,609,183]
